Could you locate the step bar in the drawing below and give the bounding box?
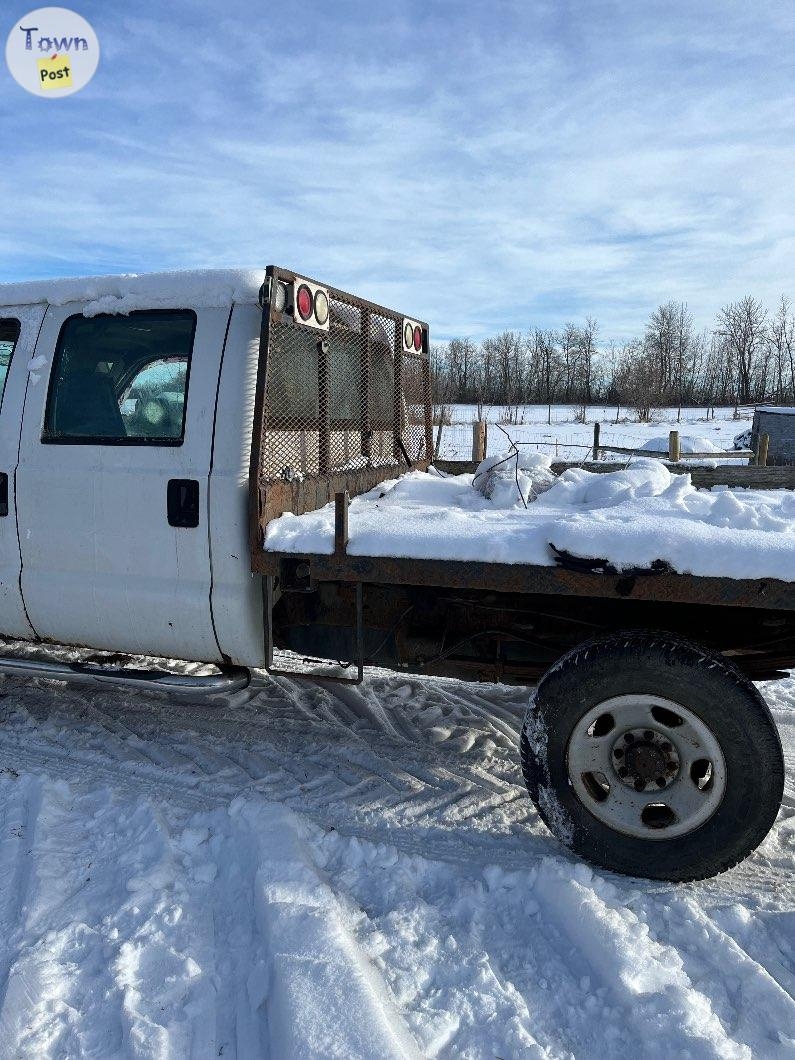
[0,656,251,696]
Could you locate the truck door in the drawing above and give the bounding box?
[0,304,46,640]
[16,303,230,662]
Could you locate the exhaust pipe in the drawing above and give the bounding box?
[0,656,251,696]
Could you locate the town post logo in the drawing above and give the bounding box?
[6,7,99,97]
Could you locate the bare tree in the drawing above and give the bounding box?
[642,301,693,415]
[578,316,598,406]
[716,297,768,412]
[529,329,565,424]
[769,296,795,404]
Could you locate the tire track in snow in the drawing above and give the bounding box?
[0,774,43,1017]
[0,773,277,1058]
[0,674,539,860]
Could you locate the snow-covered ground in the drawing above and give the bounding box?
[0,645,792,1058]
[436,404,754,461]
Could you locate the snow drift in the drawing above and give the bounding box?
[265,459,795,582]
[639,435,724,454]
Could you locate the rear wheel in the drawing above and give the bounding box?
[520,632,784,881]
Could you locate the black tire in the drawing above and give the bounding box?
[520,631,784,881]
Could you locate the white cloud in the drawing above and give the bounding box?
[1,0,794,342]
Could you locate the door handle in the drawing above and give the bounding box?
[167,479,199,528]
[0,473,8,517]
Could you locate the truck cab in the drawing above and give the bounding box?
[0,269,268,667]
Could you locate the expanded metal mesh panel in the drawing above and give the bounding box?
[259,283,431,483]
[401,352,431,463]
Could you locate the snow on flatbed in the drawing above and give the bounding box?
[265,461,795,583]
[0,645,791,1058]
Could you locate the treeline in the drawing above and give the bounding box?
[431,296,795,421]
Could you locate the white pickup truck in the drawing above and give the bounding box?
[0,265,791,882]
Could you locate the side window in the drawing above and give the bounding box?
[0,319,21,412]
[43,310,196,444]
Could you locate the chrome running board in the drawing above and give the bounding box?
[0,656,250,696]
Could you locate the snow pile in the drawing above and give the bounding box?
[639,435,724,454]
[472,450,556,507]
[734,428,753,450]
[0,268,265,316]
[265,459,795,581]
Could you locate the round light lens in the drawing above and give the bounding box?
[413,325,423,352]
[404,321,414,349]
[296,283,313,321]
[274,281,289,313]
[314,288,329,326]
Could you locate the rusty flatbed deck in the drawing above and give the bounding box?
[259,548,794,612]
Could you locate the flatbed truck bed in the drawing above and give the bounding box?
[248,267,792,881]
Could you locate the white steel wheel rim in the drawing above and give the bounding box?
[566,694,727,841]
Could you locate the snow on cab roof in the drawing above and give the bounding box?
[0,268,265,316]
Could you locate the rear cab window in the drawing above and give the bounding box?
[43,309,196,444]
[0,318,21,411]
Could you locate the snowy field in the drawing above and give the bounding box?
[0,645,791,1058]
[435,404,754,462]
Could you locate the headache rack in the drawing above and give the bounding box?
[250,266,433,568]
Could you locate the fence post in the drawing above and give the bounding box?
[756,432,769,468]
[472,420,487,463]
[434,420,444,460]
[668,430,680,462]
[334,491,349,556]
[592,422,601,461]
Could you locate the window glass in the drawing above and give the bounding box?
[330,338,360,424]
[44,310,195,444]
[370,341,395,426]
[0,319,21,411]
[267,331,319,422]
[266,324,395,426]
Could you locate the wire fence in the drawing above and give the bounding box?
[433,423,758,465]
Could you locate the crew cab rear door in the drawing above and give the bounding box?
[0,304,46,640]
[16,302,230,661]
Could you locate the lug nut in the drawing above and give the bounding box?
[634,779,645,792]
[656,777,666,787]
[614,748,624,759]
[644,730,654,740]
[661,742,672,753]
[618,767,628,778]
[624,733,635,743]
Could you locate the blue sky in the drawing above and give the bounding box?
[1,0,794,341]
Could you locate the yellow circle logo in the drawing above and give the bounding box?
[6,7,99,98]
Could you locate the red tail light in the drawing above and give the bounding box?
[296,284,313,321]
[291,277,330,331]
[401,316,427,355]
